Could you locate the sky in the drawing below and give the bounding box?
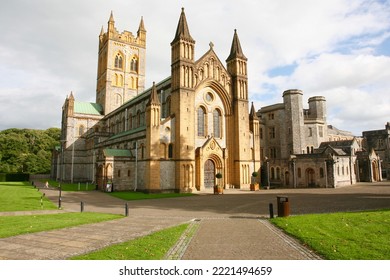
[0,0,389,136]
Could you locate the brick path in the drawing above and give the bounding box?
[0,181,389,260]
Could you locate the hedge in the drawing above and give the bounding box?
[0,173,30,182]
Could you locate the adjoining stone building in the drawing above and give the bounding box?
[257,89,381,188]
[362,122,390,179]
[52,9,261,193]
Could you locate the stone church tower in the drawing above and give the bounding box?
[96,12,146,114]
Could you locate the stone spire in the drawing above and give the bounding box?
[171,8,195,44]
[226,29,247,62]
[138,16,146,33]
[137,16,146,45]
[249,102,259,121]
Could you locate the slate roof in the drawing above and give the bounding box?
[103,149,132,157]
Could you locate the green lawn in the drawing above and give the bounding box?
[271,210,390,260]
[0,212,123,238]
[44,179,96,191]
[71,223,189,260]
[109,191,195,201]
[0,181,57,211]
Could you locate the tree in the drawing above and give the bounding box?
[0,128,61,174]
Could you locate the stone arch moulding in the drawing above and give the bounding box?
[196,80,232,115]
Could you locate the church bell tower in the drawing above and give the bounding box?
[96,12,147,115]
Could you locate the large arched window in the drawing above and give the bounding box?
[197,107,206,137]
[115,53,123,69]
[213,109,221,138]
[136,110,141,127]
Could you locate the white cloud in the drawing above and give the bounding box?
[0,0,389,136]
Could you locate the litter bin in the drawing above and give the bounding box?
[277,196,290,217]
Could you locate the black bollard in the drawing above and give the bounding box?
[125,203,129,216]
[269,203,274,219]
[80,201,84,212]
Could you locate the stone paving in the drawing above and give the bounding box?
[0,181,389,260]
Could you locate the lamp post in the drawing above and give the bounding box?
[133,141,138,191]
[59,139,66,209]
[291,156,297,189]
[264,157,270,189]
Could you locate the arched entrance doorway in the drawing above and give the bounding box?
[306,168,315,187]
[204,159,215,189]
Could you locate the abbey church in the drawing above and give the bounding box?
[52,9,261,192]
[52,9,382,192]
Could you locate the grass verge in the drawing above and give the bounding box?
[0,182,57,211]
[109,191,195,201]
[271,210,390,260]
[0,212,123,238]
[71,223,189,260]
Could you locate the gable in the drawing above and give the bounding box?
[194,47,231,92]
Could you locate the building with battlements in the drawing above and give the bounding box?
[257,89,381,188]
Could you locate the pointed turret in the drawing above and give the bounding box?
[147,82,160,106]
[108,11,115,35]
[226,29,247,62]
[171,8,195,44]
[108,11,115,23]
[69,91,74,100]
[99,26,105,44]
[170,7,195,88]
[249,102,259,121]
[137,16,146,46]
[67,91,75,116]
[138,16,146,33]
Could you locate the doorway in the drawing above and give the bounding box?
[306,168,315,187]
[204,159,215,189]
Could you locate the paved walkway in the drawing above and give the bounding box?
[1,181,389,260]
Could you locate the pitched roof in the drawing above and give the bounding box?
[74,101,103,115]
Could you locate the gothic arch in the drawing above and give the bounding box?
[196,80,232,115]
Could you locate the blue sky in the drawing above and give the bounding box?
[0,0,389,135]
